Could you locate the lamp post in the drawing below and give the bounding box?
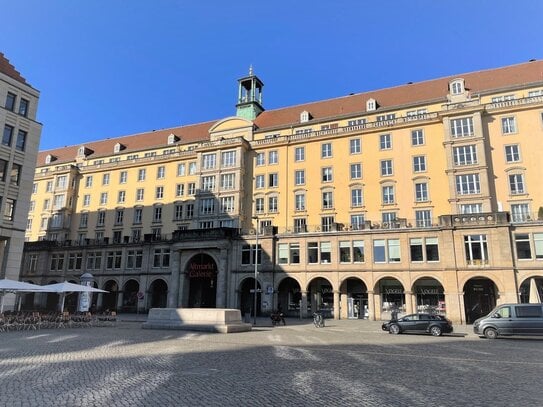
[253,216,259,325]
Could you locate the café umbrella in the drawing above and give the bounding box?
[39,281,108,312]
[529,278,541,304]
[0,279,47,313]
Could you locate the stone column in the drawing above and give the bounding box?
[333,291,340,320]
[168,249,180,308]
[116,291,124,311]
[340,293,348,319]
[300,290,308,318]
[216,249,228,308]
[367,290,375,321]
[404,291,414,314]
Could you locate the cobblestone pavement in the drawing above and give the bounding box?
[1,317,542,406]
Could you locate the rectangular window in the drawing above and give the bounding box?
[118,190,126,203]
[133,208,143,224]
[515,234,532,260]
[501,117,517,134]
[10,163,21,185]
[115,209,124,225]
[268,196,278,213]
[221,150,237,167]
[138,169,146,181]
[290,243,300,264]
[451,117,474,137]
[350,138,361,154]
[294,218,306,233]
[50,254,65,271]
[16,130,26,151]
[5,92,16,111]
[136,188,144,201]
[106,251,122,269]
[268,150,278,164]
[68,253,83,270]
[453,145,478,166]
[456,174,480,195]
[322,167,333,182]
[351,189,363,207]
[268,173,278,187]
[102,173,110,185]
[534,233,543,260]
[188,162,197,174]
[415,210,432,227]
[320,242,331,263]
[413,156,426,172]
[351,215,365,230]
[353,240,364,262]
[381,160,393,176]
[464,235,489,265]
[188,182,196,195]
[2,125,13,146]
[100,192,108,205]
[85,176,93,188]
[18,98,29,116]
[202,176,215,192]
[202,153,216,169]
[509,174,525,195]
[177,163,186,176]
[220,196,235,213]
[200,198,215,215]
[373,240,386,263]
[321,143,332,158]
[321,216,334,232]
[382,185,394,204]
[174,204,183,220]
[295,194,305,211]
[119,171,127,184]
[380,134,392,150]
[308,242,318,263]
[350,163,362,179]
[153,249,170,268]
[295,170,305,185]
[339,241,351,263]
[411,129,424,146]
[278,243,288,264]
[156,166,165,179]
[255,197,264,213]
[410,238,423,262]
[97,211,106,226]
[511,204,530,222]
[388,239,401,262]
[255,175,265,189]
[322,191,333,209]
[255,152,265,166]
[153,206,162,222]
[220,173,235,190]
[505,145,520,163]
[294,147,305,162]
[426,237,439,261]
[460,203,482,214]
[126,250,143,269]
[175,184,184,197]
[415,183,428,202]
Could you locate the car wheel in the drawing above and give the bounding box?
[430,326,442,337]
[389,324,400,335]
[484,327,498,340]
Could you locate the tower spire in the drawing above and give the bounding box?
[236,67,264,120]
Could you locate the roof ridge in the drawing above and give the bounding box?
[0,52,28,85]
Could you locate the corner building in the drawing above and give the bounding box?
[0,53,42,309]
[21,62,543,323]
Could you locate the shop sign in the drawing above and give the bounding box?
[384,288,403,295]
[417,288,441,295]
[187,261,217,278]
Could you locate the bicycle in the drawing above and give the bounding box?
[313,312,325,328]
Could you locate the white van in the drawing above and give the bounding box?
[473,303,543,339]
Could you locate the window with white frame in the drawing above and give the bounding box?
[350,215,365,231]
[294,218,306,233]
[410,237,439,261]
[126,250,143,269]
[373,239,400,263]
[509,174,525,195]
[255,197,264,213]
[255,175,264,189]
[268,196,278,213]
[351,188,363,207]
[220,196,234,213]
[53,194,65,209]
[202,176,215,192]
[321,216,334,232]
[377,114,395,122]
[119,171,127,184]
[133,208,143,224]
[411,129,425,146]
[348,118,366,127]
[174,204,183,220]
[188,183,196,195]
[379,134,392,150]
[86,252,102,270]
[515,234,532,260]
[97,211,106,226]
[115,209,124,225]
[135,188,144,201]
[177,163,186,176]
[320,242,332,263]
[295,170,305,185]
[534,233,543,259]
[464,235,488,265]
[221,151,236,167]
[350,138,361,154]
[153,249,170,268]
[381,159,393,176]
[202,153,216,169]
[85,176,93,188]
[200,198,215,215]
[137,169,146,181]
[511,203,530,222]
[450,80,464,95]
[79,213,88,228]
[56,175,67,189]
[456,174,480,195]
[268,173,278,187]
[415,210,432,227]
[382,185,395,204]
[460,203,482,214]
[501,117,517,134]
[453,145,478,166]
[350,163,362,179]
[268,150,278,164]
[413,156,426,172]
[322,191,334,209]
[321,143,332,158]
[294,147,305,162]
[188,162,197,174]
[221,173,235,190]
[186,204,194,218]
[450,117,474,137]
[118,190,126,203]
[295,193,305,211]
[83,195,91,206]
[505,145,520,163]
[415,182,428,202]
[322,167,333,182]
[256,152,265,166]
[155,186,164,199]
[157,166,165,179]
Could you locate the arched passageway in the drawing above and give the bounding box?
[277,277,301,317]
[463,277,498,323]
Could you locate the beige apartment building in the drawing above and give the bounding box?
[0,53,42,309]
[21,61,543,323]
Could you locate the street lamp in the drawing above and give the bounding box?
[252,216,259,325]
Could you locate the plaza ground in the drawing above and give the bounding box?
[1,316,541,406]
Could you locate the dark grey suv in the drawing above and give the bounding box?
[382,313,453,336]
[473,304,543,339]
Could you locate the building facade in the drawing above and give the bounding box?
[0,53,42,309]
[21,61,543,323]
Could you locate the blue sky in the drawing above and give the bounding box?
[3,1,543,151]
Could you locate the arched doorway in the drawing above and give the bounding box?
[45,280,58,311]
[340,278,368,319]
[463,277,498,323]
[307,277,334,318]
[277,277,301,317]
[122,279,140,312]
[412,277,445,315]
[187,253,217,308]
[149,279,168,308]
[377,277,405,320]
[102,280,119,312]
[519,276,543,303]
[239,278,261,318]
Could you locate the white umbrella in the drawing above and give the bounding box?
[39,281,107,312]
[529,278,541,304]
[0,279,47,313]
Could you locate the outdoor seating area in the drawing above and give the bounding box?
[0,310,117,332]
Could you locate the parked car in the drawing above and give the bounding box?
[382,313,453,336]
[473,303,543,339]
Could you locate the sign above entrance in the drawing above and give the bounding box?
[187,261,217,279]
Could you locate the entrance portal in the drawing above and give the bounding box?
[187,254,217,308]
[463,278,497,323]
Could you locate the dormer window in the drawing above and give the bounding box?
[450,79,465,95]
[113,143,125,153]
[77,146,86,157]
[300,110,311,123]
[45,154,56,164]
[167,134,180,145]
[366,98,377,112]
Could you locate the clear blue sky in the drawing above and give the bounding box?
[3,0,543,151]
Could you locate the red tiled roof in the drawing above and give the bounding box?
[253,60,543,129]
[37,121,215,166]
[0,53,28,85]
[37,60,543,166]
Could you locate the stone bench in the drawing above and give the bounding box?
[142,308,252,333]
